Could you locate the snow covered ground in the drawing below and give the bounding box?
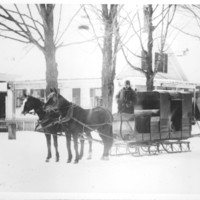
[0,125,200,200]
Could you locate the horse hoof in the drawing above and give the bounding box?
[79,155,83,160]
[55,158,59,162]
[74,160,79,164]
[67,159,72,163]
[45,159,50,162]
[87,155,92,160]
[87,153,92,160]
[101,156,109,161]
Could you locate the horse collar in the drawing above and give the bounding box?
[67,103,74,118]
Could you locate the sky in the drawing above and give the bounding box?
[1,4,200,83]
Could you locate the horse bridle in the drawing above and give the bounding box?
[46,92,59,109]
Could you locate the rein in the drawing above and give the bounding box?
[64,104,115,141]
[71,116,115,141]
[45,95,115,141]
[65,104,112,126]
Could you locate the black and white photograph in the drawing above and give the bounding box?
[0,1,200,200]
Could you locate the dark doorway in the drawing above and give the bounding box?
[0,92,7,132]
[171,100,182,131]
[0,92,6,119]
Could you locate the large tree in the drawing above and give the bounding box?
[121,5,176,91]
[0,4,65,95]
[101,4,119,111]
[82,4,120,112]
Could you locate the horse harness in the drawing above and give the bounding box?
[35,103,114,140]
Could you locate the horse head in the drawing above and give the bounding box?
[44,88,72,116]
[22,93,44,116]
[44,88,59,112]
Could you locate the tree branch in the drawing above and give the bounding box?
[14,5,44,50]
[27,4,44,42]
[82,5,103,52]
[0,5,28,34]
[0,33,30,43]
[171,23,200,40]
[121,42,146,75]
[55,5,83,47]
[0,21,28,40]
[102,4,109,21]
[56,36,104,49]
[54,4,62,42]
[1,6,44,27]
[0,4,45,51]
[153,5,173,30]
[126,7,145,52]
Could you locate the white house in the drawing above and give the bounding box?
[13,78,102,119]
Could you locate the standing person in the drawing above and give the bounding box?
[116,80,137,114]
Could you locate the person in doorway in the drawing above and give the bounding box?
[116,80,137,114]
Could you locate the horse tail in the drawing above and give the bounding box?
[96,106,113,148]
[95,106,113,149]
[96,106,113,123]
[108,124,113,148]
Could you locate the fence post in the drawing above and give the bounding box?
[7,121,16,140]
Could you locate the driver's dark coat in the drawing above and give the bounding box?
[116,87,137,114]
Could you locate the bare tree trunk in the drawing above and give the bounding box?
[146,5,154,91]
[102,22,113,111]
[44,28,58,94]
[41,4,58,96]
[102,5,118,112]
[146,73,154,91]
[44,48,58,95]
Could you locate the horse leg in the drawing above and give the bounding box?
[53,134,59,162]
[98,129,109,160]
[45,134,52,162]
[103,137,113,160]
[79,134,84,160]
[101,143,107,160]
[101,141,111,161]
[100,126,113,161]
[86,132,92,160]
[72,134,79,164]
[65,132,72,163]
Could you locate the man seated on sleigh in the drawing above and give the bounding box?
[116,80,137,114]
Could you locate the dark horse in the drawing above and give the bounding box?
[22,94,63,162]
[22,94,90,163]
[44,88,113,163]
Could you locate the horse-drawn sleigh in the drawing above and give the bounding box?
[112,90,192,156]
[22,89,193,163]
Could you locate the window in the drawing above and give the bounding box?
[72,88,81,106]
[90,88,102,107]
[155,52,168,73]
[16,89,26,107]
[30,89,45,102]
